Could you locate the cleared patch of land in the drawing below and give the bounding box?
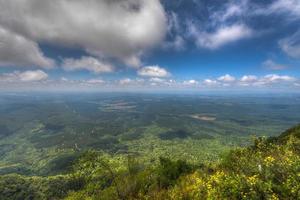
[189,114,216,121]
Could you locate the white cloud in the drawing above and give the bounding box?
[1,72,298,90]
[183,79,199,85]
[294,83,300,87]
[60,77,69,82]
[148,78,178,87]
[163,79,176,86]
[239,75,258,86]
[218,74,236,82]
[186,0,253,50]
[138,65,170,77]
[189,24,253,49]
[279,31,300,59]
[0,0,167,68]
[0,27,54,68]
[249,74,296,86]
[240,75,258,82]
[85,79,105,84]
[262,59,287,70]
[236,0,300,21]
[19,70,48,82]
[167,12,181,34]
[62,57,114,74]
[262,74,296,83]
[210,0,249,23]
[201,74,297,88]
[150,77,165,83]
[203,79,219,86]
[118,78,145,86]
[185,0,299,52]
[0,70,48,82]
[163,12,185,51]
[239,74,296,86]
[119,78,133,85]
[267,0,300,19]
[163,35,185,51]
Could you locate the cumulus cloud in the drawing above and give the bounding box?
[203,79,219,86]
[200,74,297,88]
[62,57,114,74]
[183,79,199,85]
[119,78,133,85]
[0,70,48,82]
[0,27,54,68]
[113,74,298,89]
[1,72,298,90]
[138,65,170,77]
[0,0,167,68]
[239,74,296,87]
[85,79,105,84]
[239,75,258,86]
[150,77,165,83]
[19,70,48,82]
[240,75,258,82]
[262,74,296,83]
[262,59,287,70]
[218,74,236,82]
[118,78,145,86]
[279,31,300,59]
[148,77,177,87]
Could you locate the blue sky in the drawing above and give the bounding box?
[0,0,299,91]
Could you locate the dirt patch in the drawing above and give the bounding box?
[190,114,216,121]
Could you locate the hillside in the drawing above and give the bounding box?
[0,124,299,200]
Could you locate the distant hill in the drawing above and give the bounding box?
[268,124,300,144]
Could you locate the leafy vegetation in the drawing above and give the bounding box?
[1,93,300,175]
[1,124,299,199]
[158,130,192,140]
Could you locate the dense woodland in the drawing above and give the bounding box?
[1,94,300,176]
[1,124,299,200]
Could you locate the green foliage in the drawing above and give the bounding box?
[0,124,12,138]
[156,157,193,188]
[1,93,300,199]
[1,124,300,199]
[2,94,299,176]
[0,174,84,200]
[45,153,80,175]
[158,130,192,140]
[268,123,300,145]
[166,126,300,200]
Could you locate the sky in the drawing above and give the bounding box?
[0,0,300,92]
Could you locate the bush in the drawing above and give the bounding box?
[157,157,193,188]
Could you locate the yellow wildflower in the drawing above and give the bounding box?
[264,156,275,166]
[271,193,279,200]
[247,175,258,185]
